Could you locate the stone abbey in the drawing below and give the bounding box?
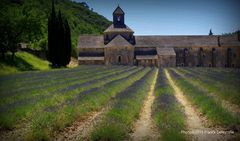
[77,6,240,67]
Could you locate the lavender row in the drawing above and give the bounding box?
[0,66,139,113]
[0,66,126,98]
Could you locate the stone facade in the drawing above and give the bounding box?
[77,6,240,68]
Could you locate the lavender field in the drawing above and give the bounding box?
[0,66,239,141]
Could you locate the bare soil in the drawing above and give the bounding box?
[165,69,233,141]
[0,123,30,141]
[53,107,107,141]
[131,70,159,141]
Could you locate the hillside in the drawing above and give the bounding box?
[0,52,50,75]
[0,0,111,54]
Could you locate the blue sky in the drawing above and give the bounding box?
[73,0,240,35]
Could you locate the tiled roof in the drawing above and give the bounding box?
[157,48,176,56]
[135,36,220,47]
[78,57,104,60]
[77,35,104,48]
[136,55,158,60]
[113,6,124,15]
[106,35,133,47]
[77,35,240,48]
[104,24,134,33]
[220,35,240,47]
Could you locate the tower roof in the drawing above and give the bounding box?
[113,6,124,15]
[106,35,132,47]
[104,24,134,33]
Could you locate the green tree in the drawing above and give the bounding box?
[48,0,71,67]
[0,4,41,60]
[47,1,57,65]
[63,19,72,66]
[209,29,213,36]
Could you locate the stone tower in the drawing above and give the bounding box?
[104,6,135,45]
[113,5,126,28]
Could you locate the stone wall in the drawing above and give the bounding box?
[136,59,158,67]
[158,55,176,67]
[78,60,104,65]
[105,46,134,65]
[175,47,240,68]
[77,45,239,68]
[78,48,104,57]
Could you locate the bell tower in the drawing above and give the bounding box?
[104,5,135,45]
[113,5,126,28]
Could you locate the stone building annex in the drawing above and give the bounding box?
[77,6,240,67]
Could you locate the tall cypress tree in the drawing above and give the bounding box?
[209,29,213,36]
[48,0,71,67]
[63,19,71,66]
[48,0,57,65]
[57,10,64,66]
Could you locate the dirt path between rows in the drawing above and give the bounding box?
[131,70,159,141]
[165,69,231,141]
[173,69,240,117]
[0,123,30,141]
[54,107,107,141]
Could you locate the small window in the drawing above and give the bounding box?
[117,16,121,21]
[118,56,122,63]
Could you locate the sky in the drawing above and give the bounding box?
[73,0,240,35]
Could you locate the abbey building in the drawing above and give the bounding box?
[77,6,240,67]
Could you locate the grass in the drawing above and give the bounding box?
[168,69,240,127]
[152,69,187,141]
[90,68,157,141]
[0,52,50,75]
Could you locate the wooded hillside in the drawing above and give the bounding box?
[0,0,111,54]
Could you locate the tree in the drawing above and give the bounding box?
[48,0,71,67]
[209,29,213,36]
[0,4,41,60]
[63,20,72,66]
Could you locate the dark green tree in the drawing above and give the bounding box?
[48,0,71,67]
[0,5,41,60]
[47,0,57,65]
[63,20,72,66]
[209,29,213,36]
